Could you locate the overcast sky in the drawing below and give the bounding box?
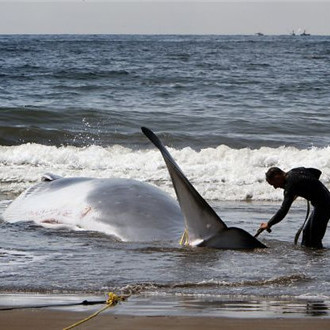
[0,1,329,35]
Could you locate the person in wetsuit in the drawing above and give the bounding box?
[258,167,330,248]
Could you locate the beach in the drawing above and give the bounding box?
[1,309,330,330]
[1,292,330,329]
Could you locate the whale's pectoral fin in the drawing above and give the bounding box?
[141,127,227,244]
[142,127,266,249]
[41,173,63,182]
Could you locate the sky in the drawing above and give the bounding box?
[0,1,329,35]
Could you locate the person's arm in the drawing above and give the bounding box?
[267,191,295,228]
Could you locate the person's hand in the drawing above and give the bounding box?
[259,222,270,230]
[254,222,271,237]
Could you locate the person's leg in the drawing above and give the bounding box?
[302,210,313,247]
[302,208,329,248]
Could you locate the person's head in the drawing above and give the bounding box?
[265,167,286,189]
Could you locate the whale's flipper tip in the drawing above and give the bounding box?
[141,126,152,137]
[141,127,162,149]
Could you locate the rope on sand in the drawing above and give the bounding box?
[0,298,105,311]
[63,292,128,330]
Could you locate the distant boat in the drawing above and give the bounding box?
[255,32,264,36]
[300,30,311,36]
[290,30,296,36]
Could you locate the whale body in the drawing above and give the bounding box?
[3,128,266,249]
[2,174,184,242]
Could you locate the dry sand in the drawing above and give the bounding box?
[1,310,330,330]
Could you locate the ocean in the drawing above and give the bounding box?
[0,34,330,317]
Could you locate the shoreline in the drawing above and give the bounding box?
[1,292,330,327]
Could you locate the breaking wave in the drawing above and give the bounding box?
[1,143,330,201]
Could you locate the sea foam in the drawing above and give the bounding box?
[1,143,330,201]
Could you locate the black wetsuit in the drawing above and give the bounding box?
[268,167,330,248]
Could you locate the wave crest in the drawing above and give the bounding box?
[1,143,330,201]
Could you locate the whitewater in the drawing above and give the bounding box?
[1,143,330,202]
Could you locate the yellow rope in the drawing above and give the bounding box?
[179,228,189,246]
[63,292,127,330]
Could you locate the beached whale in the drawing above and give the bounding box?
[2,175,184,242]
[2,129,266,249]
[141,127,266,249]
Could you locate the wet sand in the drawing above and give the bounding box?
[0,310,330,330]
[1,293,330,329]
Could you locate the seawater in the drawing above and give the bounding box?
[0,35,330,316]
